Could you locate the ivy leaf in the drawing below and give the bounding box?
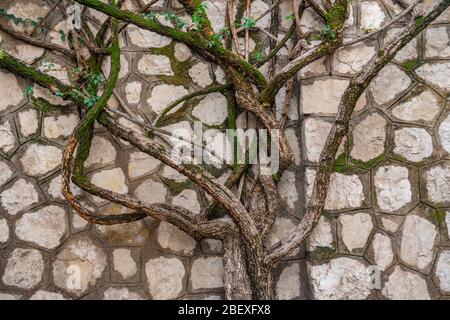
[242,17,256,29]
[59,30,66,43]
[24,86,34,95]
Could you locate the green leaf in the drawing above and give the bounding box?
[242,17,256,29]
[24,86,34,95]
[59,30,66,43]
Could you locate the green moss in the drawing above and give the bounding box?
[403,59,419,70]
[430,209,447,226]
[415,16,425,26]
[149,42,194,86]
[325,0,348,31]
[309,247,339,264]
[351,153,387,170]
[31,97,57,114]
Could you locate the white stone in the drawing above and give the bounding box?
[246,0,270,29]
[157,221,196,255]
[49,20,70,49]
[13,44,44,64]
[18,109,39,137]
[135,180,167,205]
[189,62,213,87]
[325,173,365,211]
[304,118,332,162]
[0,71,23,112]
[190,257,224,290]
[278,171,299,211]
[425,27,450,58]
[102,54,129,80]
[15,205,67,249]
[32,84,69,106]
[416,62,450,92]
[446,210,450,237]
[0,161,13,186]
[425,164,450,203]
[192,93,228,125]
[30,290,66,300]
[392,90,442,124]
[125,81,142,105]
[202,129,233,167]
[20,144,62,176]
[138,54,173,76]
[91,168,128,196]
[204,0,227,32]
[438,113,450,154]
[309,216,333,251]
[172,189,201,214]
[128,25,172,48]
[339,212,373,252]
[103,287,143,300]
[146,256,185,299]
[2,248,44,289]
[1,179,39,215]
[394,127,434,162]
[161,165,188,183]
[401,214,437,270]
[38,62,70,85]
[381,217,400,233]
[275,86,299,121]
[147,84,189,114]
[85,136,117,167]
[0,121,15,153]
[435,250,450,293]
[370,65,411,106]
[301,79,349,114]
[174,43,191,61]
[351,113,387,162]
[128,151,161,180]
[374,165,412,212]
[360,2,385,31]
[276,263,301,300]
[309,258,372,300]
[0,218,9,243]
[44,114,78,139]
[382,267,430,300]
[53,236,107,296]
[333,43,376,74]
[7,2,49,32]
[386,28,418,63]
[371,233,393,271]
[285,128,301,165]
[113,249,137,279]
[48,174,82,200]
[0,293,21,300]
[306,169,365,210]
[265,217,298,255]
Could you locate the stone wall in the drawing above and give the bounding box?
[0,0,449,300]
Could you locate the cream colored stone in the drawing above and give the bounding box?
[0,179,39,215]
[44,114,78,139]
[146,256,185,299]
[339,212,373,252]
[113,249,137,279]
[382,267,430,300]
[20,144,62,176]
[15,205,67,249]
[351,113,387,162]
[157,221,196,255]
[374,165,412,212]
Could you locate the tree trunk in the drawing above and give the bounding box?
[223,236,274,300]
